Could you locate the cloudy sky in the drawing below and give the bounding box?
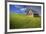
[10,5,41,15]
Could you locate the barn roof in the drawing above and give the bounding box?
[25,8,39,14]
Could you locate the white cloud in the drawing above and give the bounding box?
[20,8,26,11]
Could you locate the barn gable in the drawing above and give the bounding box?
[25,8,39,17]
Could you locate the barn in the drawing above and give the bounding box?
[25,8,39,17]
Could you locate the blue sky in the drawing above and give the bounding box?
[10,5,41,15]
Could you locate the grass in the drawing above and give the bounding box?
[10,13,41,29]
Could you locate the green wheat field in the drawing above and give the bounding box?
[10,13,41,29]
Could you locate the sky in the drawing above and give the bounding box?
[10,5,41,15]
